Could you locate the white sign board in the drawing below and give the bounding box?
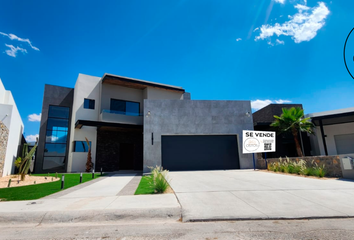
[242,130,276,154]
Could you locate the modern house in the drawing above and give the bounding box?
[306,107,354,156]
[0,79,24,177]
[253,104,312,158]
[35,73,254,173]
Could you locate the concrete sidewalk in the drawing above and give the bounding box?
[169,170,354,222]
[0,173,181,225]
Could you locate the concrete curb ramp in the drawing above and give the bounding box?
[0,208,181,225]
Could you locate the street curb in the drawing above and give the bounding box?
[0,208,181,225]
[184,215,354,222]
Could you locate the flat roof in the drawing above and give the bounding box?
[101,73,185,93]
[305,107,354,118]
[306,107,354,126]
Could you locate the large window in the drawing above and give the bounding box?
[84,99,95,109]
[110,99,140,116]
[43,106,70,171]
[73,141,91,152]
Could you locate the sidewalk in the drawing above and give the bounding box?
[0,173,181,225]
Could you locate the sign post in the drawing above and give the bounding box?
[242,130,276,170]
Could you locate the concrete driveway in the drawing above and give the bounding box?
[168,170,354,222]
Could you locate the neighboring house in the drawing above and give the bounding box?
[0,79,24,177]
[306,107,354,156]
[35,73,254,173]
[253,104,312,158]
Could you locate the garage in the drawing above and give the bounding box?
[161,135,240,171]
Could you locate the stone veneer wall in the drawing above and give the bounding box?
[0,121,9,177]
[256,155,343,177]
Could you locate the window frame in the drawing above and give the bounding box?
[110,98,140,115]
[43,105,70,171]
[73,141,92,152]
[84,98,95,110]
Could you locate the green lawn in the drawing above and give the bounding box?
[0,173,101,201]
[134,176,155,195]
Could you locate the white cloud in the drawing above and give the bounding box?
[5,44,27,57]
[0,32,39,51]
[295,4,310,11]
[274,99,291,104]
[251,99,292,111]
[251,100,273,110]
[274,0,285,4]
[236,38,242,41]
[276,39,285,45]
[255,2,330,44]
[253,27,259,32]
[26,134,39,142]
[28,113,41,122]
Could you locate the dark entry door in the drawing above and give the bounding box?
[119,143,135,170]
[161,135,240,171]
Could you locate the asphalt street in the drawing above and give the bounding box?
[1,218,354,240]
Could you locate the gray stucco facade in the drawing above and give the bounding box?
[143,100,254,172]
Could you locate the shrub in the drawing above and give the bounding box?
[267,157,326,178]
[312,163,326,178]
[147,166,170,193]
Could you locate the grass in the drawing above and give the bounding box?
[135,166,171,195]
[134,176,155,195]
[0,173,101,201]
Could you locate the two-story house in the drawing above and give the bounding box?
[35,73,254,174]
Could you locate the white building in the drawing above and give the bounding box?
[0,79,24,177]
[306,107,354,156]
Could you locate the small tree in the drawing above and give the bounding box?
[85,137,93,172]
[15,139,38,181]
[271,107,314,157]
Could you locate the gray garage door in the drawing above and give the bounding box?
[334,133,354,154]
[161,135,240,171]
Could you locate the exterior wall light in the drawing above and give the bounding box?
[246,112,251,117]
[146,111,151,118]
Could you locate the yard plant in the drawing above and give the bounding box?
[268,157,326,178]
[271,107,314,157]
[135,166,171,195]
[14,140,38,181]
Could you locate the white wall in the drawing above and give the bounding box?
[67,74,100,172]
[145,87,183,100]
[314,122,354,155]
[0,79,24,176]
[0,80,6,103]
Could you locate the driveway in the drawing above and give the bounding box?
[168,170,354,222]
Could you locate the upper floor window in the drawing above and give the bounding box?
[48,105,70,119]
[43,105,70,170]
[84,99,95,110]
[110,99,140,116]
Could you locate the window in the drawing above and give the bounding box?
[84,99,95,109]
[110,99,140,116]
[73,141,91,152]
[43,105,70,171]
[48,105,70,119]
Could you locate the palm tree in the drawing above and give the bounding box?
[270,107,314,157]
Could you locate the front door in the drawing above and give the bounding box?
[119,143,135,170]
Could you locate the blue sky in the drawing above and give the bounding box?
[0,0,353,141]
